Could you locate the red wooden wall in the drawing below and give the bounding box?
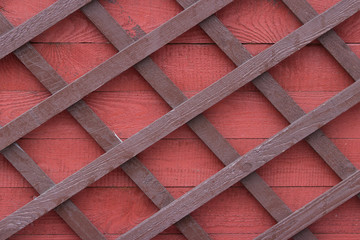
[0,0,359,239]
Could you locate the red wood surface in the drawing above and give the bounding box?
[0,0,359,239]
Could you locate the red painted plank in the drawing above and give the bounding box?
[2,91,360,139]
[0,0,233,152]
[0,44,357,92]
[0,0,92,59]
[256,171,360,239]
[3,4,359,232]
[1,138,357,188]
[9,234,360,240]
[0,0,355,238]
[1,187,360,235]
[0,0,359,44]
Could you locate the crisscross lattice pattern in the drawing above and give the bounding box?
[0,0,359,239]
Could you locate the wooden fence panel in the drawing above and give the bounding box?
[0,0,359,239]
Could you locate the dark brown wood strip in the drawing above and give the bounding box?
[0,0,232,152]
[0,1,356,238]
[0,12,108,240]
[1,141,106,240]
[0,8,210,240]
[177,0,359,181]
[117,74,360,240]
[255,170,360,240]
[282,0,360,80]
[18,42,211,240]
[83,2,316,239]
[0,0,92,60]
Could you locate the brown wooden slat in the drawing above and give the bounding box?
[83,2,317,239]
[278,0,360,179]
[255,170,360,240]
[0,7,210,240]
[0,0,92,60]
[178,0,360,213]
[0,1,357,238]
[282,0,360,81]
[0,0,231,238]
[188,0,357,179]
[0,141,106,240]
[0,12,108,240]
[117,75,360,240]
[0,0,232,151]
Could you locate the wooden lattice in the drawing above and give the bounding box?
[0,0,359,239]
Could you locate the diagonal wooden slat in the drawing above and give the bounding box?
[177,0,358,219]
[280,0,360,179]
[255,170,360,240]
[0,1,357,238]
[118,75,360,239]
[0,0,231,238]
[282,0,360,81]
[0,140,106,240]
[0,0,232,151]
[179,0,360,207]
[181,0,359,184]
[0,0,92,60]
[0,7,210,240]
[82,2,317,239]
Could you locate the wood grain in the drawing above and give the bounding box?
[0,140,106,240]
[1,137,358,188]
[282,0,360,80]
[118,72,360,239]
[0,1,357,238]
[0,0,92,60]
[1,0,359,45]
[1,44,358,92]
[1,187,360,235]
[0,0,232,238]
[179,0,360,183]
[83,1,317,239]
[4,90,360,140]
[0,11,107,240]
[0,6,210,240]
[0,0,232,151]
[255,171,360,240]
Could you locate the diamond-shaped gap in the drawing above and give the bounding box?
[215,0,304,44]
[31,42,117,86]
[198,86,290,140]
[265,44,355,92]
[0,53,50,126]
[167,186,278,238]
[150,43,236,94]
[70,186,160,237]
[138,134,224,188]
[322,102,360,139]
[257,140,341,188]
[83,75,172,139]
